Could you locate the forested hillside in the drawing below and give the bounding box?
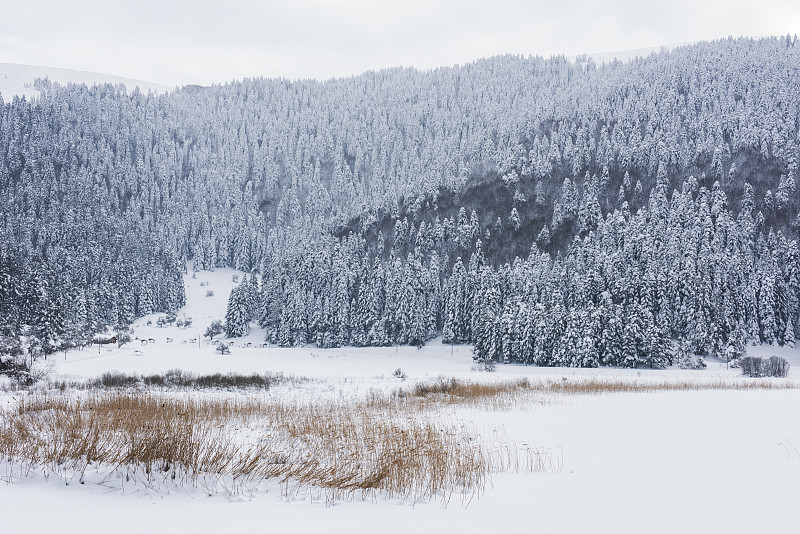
[1,37,798,366]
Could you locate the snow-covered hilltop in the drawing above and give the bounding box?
[576,42,690,65]
[0,63,171,100]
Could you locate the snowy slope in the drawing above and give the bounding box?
[0,63,171,101]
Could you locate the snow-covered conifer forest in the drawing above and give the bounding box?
[1,37,799,367]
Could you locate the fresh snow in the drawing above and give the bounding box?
[2,266,799,534]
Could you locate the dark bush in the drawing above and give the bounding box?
[97,371,140,388]
[88,369,281,390]
[193,373,275,389]
[142,374,166,387]
[740,356,790,378]
[0,356,33,385]
[763,356,790,377]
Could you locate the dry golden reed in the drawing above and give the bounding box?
[400,375,797,403]
[0,390,543,504]
[2,374,792,503]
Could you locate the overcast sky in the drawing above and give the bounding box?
[1,0,799,87]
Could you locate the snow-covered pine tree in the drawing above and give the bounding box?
[225,284,250,338]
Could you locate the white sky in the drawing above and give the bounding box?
[1,0,799,87]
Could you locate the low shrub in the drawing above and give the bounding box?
[88,369,284,390]
[740,356,790,378]
[0,356,33,386]
[96,371,140,388]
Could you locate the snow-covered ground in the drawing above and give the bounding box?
[0,63,171,101]
[2,388,798,534]
[2,266,799,534]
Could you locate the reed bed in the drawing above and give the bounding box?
[2,373,793,503]
[398,375,798,407]
[523,376,799,394]
[0,390,546,504]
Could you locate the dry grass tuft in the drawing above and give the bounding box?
[523,376,798,395]
[383,374,799,413]
[401,375,798,405]
[0,391,545,504]
[395,377,536,410]
[411,377,530,399]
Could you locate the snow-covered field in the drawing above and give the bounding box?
[2,267,799,534]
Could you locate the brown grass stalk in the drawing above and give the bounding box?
[398,375,798,408]
[3,374,791,503]
[0,391,543,504]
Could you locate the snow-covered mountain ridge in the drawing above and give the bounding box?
[0,63,171,100]
[0,42,684,102]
